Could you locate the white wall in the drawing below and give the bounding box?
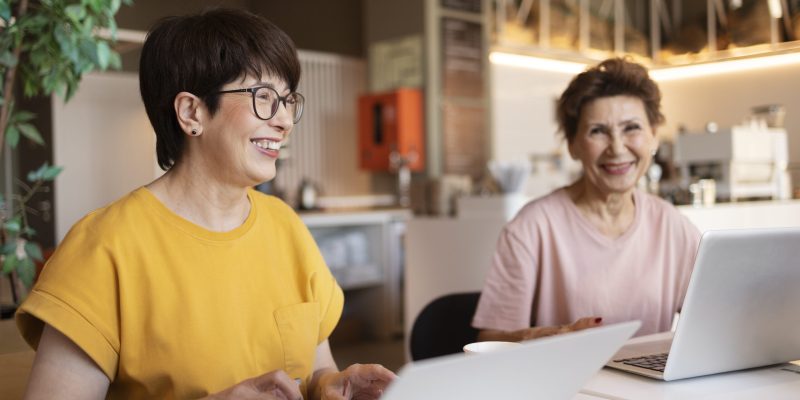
[53,72,157,242]
[490,63,581,197]
[490,63,574,161]
[491,60,800,187]
[657,64,800,185]
[51,50,371,242]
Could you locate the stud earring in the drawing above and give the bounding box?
[191,128,198,136]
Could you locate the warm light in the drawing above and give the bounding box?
[490,50,800,82]
[767,0,783,18]
[489,52,586,74]
[649,52,800,81]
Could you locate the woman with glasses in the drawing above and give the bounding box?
[17,8,394,400]
[472,58,701,342]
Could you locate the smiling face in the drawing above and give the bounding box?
[198,74,294,187]
[568,95,657,197]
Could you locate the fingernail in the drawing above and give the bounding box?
[595,317,602,323]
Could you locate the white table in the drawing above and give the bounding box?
[579,332,800,400]
[581,363,800,400]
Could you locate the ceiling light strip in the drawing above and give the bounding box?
[489,51,800,81]
[649,52,800,81]
[488,52,586,74]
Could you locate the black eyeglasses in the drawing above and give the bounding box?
[216,86,305,123]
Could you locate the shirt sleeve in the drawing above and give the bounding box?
[314,271,344,344]
[16,217,121,380]
[472,224,539,332]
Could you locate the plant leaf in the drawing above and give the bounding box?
[18,123,45,145]
[27,163,49,182]
[108,51,121,70]
[65,5,87,24]
[53,24,73,58]
[3,217,22,233]
[11,110,36,123]
[6,125,20,148]
[0,51,17,68]
[1,242,17,255]
[24,242,44,262]
[96,41,110,70]
[2,254,17,275]
[87,0,104,14]
[110,0,122,14]
[42,165,64,181]
[17,257,36,288]
[0,1,11,22]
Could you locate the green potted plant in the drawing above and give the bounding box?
[1,0,130,317]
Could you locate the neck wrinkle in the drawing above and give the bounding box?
[147,160,251,232]
[567,177,636,237]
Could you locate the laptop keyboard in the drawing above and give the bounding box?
[614,353,669,372]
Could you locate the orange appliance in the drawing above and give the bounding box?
[358,88,425,171]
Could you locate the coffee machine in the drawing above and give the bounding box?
[674,125,791,202]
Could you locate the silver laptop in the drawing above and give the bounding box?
[607,227,800,381]
[382,321,639,400]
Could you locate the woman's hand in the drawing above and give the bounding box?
[205,369,302,400]
[317,363,396,400]
[516,317,603,340]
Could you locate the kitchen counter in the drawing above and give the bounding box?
[299,207,412,227]
[677,199,800,232]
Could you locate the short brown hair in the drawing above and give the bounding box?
[139,8,301,170]
[556,58,664,143]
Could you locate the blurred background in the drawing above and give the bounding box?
[3,0,800,372]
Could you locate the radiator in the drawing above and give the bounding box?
[276,50,371,206]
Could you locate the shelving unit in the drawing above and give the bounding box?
[301,209,411,339]
[491,0,800,67]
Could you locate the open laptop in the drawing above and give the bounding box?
[607,227,800,381]
[382,321,639,400]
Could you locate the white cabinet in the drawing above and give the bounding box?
[302,209,410,339]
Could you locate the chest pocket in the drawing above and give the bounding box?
[274,302,320,382]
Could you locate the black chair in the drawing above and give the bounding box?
[410,292,482,361]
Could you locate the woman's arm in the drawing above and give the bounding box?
[24,324,110,400]
[478,317,604,342]
[309,339,339,399]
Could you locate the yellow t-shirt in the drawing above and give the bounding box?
[16,187,343,399]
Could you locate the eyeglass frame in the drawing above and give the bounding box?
[215,85,305,123]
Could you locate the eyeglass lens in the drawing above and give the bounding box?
[255,87,304,123]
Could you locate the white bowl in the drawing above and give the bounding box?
[462,341,521,355]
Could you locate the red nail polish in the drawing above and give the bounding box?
[595,317,602,323]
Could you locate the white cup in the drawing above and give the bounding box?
[462,341,521,355]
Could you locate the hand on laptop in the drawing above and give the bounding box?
[205,369,303,400]
[518,317,604,340]
[318,363,396,400]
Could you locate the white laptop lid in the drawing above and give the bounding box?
[382,321,640,400]
[665,227,800,380]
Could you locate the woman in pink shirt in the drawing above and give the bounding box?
[472,58,701,340]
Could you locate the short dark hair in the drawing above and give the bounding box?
[139,8,301,170]
[556,57,664,143]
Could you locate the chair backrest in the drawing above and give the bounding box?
[410,292,481,361]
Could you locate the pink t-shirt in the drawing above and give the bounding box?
[472,188,701,336]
